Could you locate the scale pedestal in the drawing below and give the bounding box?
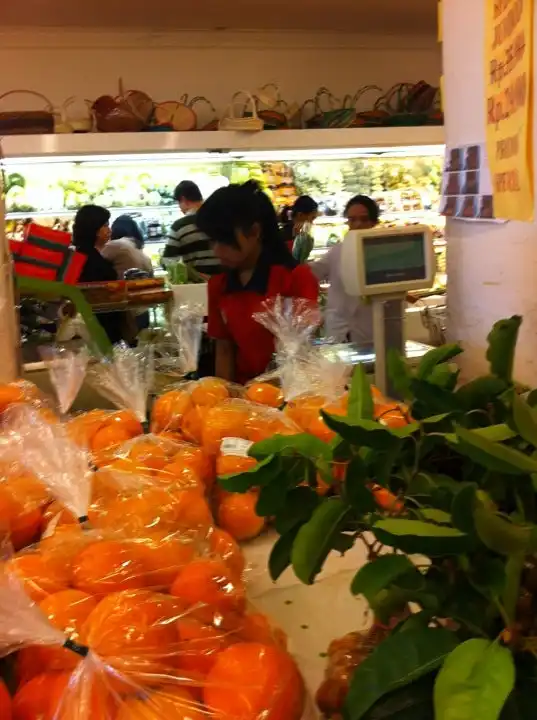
[371,293,406,399]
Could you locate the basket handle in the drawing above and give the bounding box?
[314,87,339,113]
[188,96,216,116]
[348,85,383,109]
[228,91,259,120]
[0,90,54,112]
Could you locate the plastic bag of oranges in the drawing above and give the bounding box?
[39,345,90,415]
[150,376,244,442]
[0,455,50,551]
[0,378,59,426]
[93,432,215,493]
[202,398,300,457]
[86,344,154,423]
[0,557,309,720]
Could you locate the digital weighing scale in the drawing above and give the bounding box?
[339,224,436,397]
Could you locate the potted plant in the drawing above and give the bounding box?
[220,315,537,719]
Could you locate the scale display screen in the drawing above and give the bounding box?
[363,232,427,286]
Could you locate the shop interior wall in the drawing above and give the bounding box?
[0,29,441,113]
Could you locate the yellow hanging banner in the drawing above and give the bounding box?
[438,0,443,42]
[485,0,534,221]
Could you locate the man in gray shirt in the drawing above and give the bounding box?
[162,180,220,275]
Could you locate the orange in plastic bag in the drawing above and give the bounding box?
[116,687,205,719]
[5,551,70,602]
[245,381,284,409]
[0,379,41,415]
[150,377,243,438]
[204,642,305,720]
[66,408,143,458]
[216,491,265,542]
[170,558,245,622]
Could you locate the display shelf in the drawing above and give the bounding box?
[1,127,445,161]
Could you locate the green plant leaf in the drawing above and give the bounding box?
[344,457,377,514]
[372,518,471,556]
[453,425,537,475]
[291,498,351,584]
[418,508,453,525]
[387,348,413,399]
[348,364,375,421]
[351,554,418,602]
[486,315,522,383]
[345,626,458,720]
[249,433,332,461]
[362,672,436,720]
[428,363,460,392]
[416,344,463,380]
[321,413,400,450]
[434,639,515,720]
[411,378,462,415]
[473,502,533,555]
[512,393,537,447]
[218,454,278,492]
[274,486,320,535]
[451,484,478,535]
[455,375,508,410]
[268,527,299,581]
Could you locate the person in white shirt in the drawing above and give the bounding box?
[102,215,153,279]
[311,195,380,347]
[102,214,154,336]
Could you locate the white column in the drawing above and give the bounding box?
[0,181,20,383]
[443,0,537,385]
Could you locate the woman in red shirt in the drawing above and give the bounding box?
[196,181,319,384]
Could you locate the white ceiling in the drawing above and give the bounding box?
[0,0,437,34]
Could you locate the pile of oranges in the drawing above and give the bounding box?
[0,410,305,718]
[4,530,305,719]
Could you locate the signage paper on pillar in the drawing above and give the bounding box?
[485,0,534,221]
[440,142,506,222]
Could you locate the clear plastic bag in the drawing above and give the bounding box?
[39,345,90,415]
[170,302,205,375]
[86,344,154,423]
[150,377,244,443]
[0,559,307,720]
[0,424,308,720]
[92,432,215,493]
[253,295,321,363]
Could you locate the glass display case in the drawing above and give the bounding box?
[3,137,445,288]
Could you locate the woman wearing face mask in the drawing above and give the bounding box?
[310,195,380,347]
[279,195,319,261]
[72,204,124,345]
[197,181,319,384]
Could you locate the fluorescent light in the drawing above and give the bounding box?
[2,145,444,166]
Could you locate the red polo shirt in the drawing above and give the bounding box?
[208,255,319,384]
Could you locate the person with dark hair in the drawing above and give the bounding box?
[311,195,380,346]
[162,180,220,275]
[72,204,124,344]
[103,215,153,278]
[103,214,153,334]
[197,181,319,384]
[279,195,319,259]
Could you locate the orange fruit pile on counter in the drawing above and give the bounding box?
[2,504,305,720]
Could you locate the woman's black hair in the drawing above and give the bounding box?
[197,180,294,262]
[344,195,380,225]
[278,195,319,227]
[72,205,111,253]
[111,214,145,249]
